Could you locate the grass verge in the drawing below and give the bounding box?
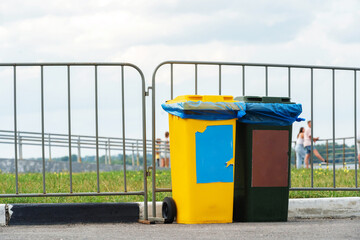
[0,166,359,204]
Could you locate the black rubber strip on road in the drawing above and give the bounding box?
[8,203,139,225]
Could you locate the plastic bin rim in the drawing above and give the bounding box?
[234,96,294,104]
[166,95,237,104]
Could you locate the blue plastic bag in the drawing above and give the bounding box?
[161,101,246,120]
[237,102,304,126]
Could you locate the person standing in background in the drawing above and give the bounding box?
[155,138,161,167]
[304,120,327,168]
[295,127,306,168]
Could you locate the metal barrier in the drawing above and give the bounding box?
[0,63,149,220]
[1,60,360,221]
[151,61,360,217]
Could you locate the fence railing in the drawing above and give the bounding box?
[151,61,360,217]
[0,129,170,167]
[1,128,355,169]
[292,137,359,168]
[0,63,149,220]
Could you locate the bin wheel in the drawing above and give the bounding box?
[162,197,176,224]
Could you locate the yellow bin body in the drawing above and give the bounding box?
[167,95,237,224]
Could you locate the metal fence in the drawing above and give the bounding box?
[1,60,360,221]
[0,63,149,220]
[151,61,360,217]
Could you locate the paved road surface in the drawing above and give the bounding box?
[1,218,359,240]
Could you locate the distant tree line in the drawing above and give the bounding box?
[291,142,357,165]
[28,154,154,166]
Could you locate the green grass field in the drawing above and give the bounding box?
[0,166,359,204]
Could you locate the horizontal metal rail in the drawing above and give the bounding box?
[0,191,145,198]
[154,187,360,193]
[290,188,360,191]
[292,137,359,167]
[0,130,170,157]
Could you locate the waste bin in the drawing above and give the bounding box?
[233,96,303,222]
[161,95,245,224]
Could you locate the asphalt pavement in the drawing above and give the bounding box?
[1,218,359,240]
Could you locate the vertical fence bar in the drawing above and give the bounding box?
[242,65,245,96]
[288,67,291,98]
[77,136,81,163]
[141,71,148,221]
[170,64,173,100]
[136,140,140,166]
[121,65,127,192]
[132,143,135,167]
[105,141,108,165]
[152,72,157,219]
[342,139,345,168]
[67,65,73,193]
[95,65,100,193]
[293,142,297,169]
[354,70,358,188]
[18,133,23,160]
[195,64,198,95]
[332,69,336,188]
[289,143,292,187]
[41,65,46,194]
[108,138,111,165]
[265,66,268,96]
[326,140,329,166]
[310,68,314,188]
[219,65,222,95]
[48,133,52,161]
[13,66,18,194]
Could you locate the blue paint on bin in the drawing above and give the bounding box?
[195,125,234,184]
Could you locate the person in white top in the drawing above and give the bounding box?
[303,120,327,168]
[295,127,305,168]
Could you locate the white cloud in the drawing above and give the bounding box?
[0,0,360,157]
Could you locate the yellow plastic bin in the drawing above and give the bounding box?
[161,95,245,224]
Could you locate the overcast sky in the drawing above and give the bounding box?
[1,1,360,69]
[1,0,360,158]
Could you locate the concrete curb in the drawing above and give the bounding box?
[138,202,163,219]
[0,204,5,226]
[139,197,360,220]
[288,197,360,219]
[1,197,360,226]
